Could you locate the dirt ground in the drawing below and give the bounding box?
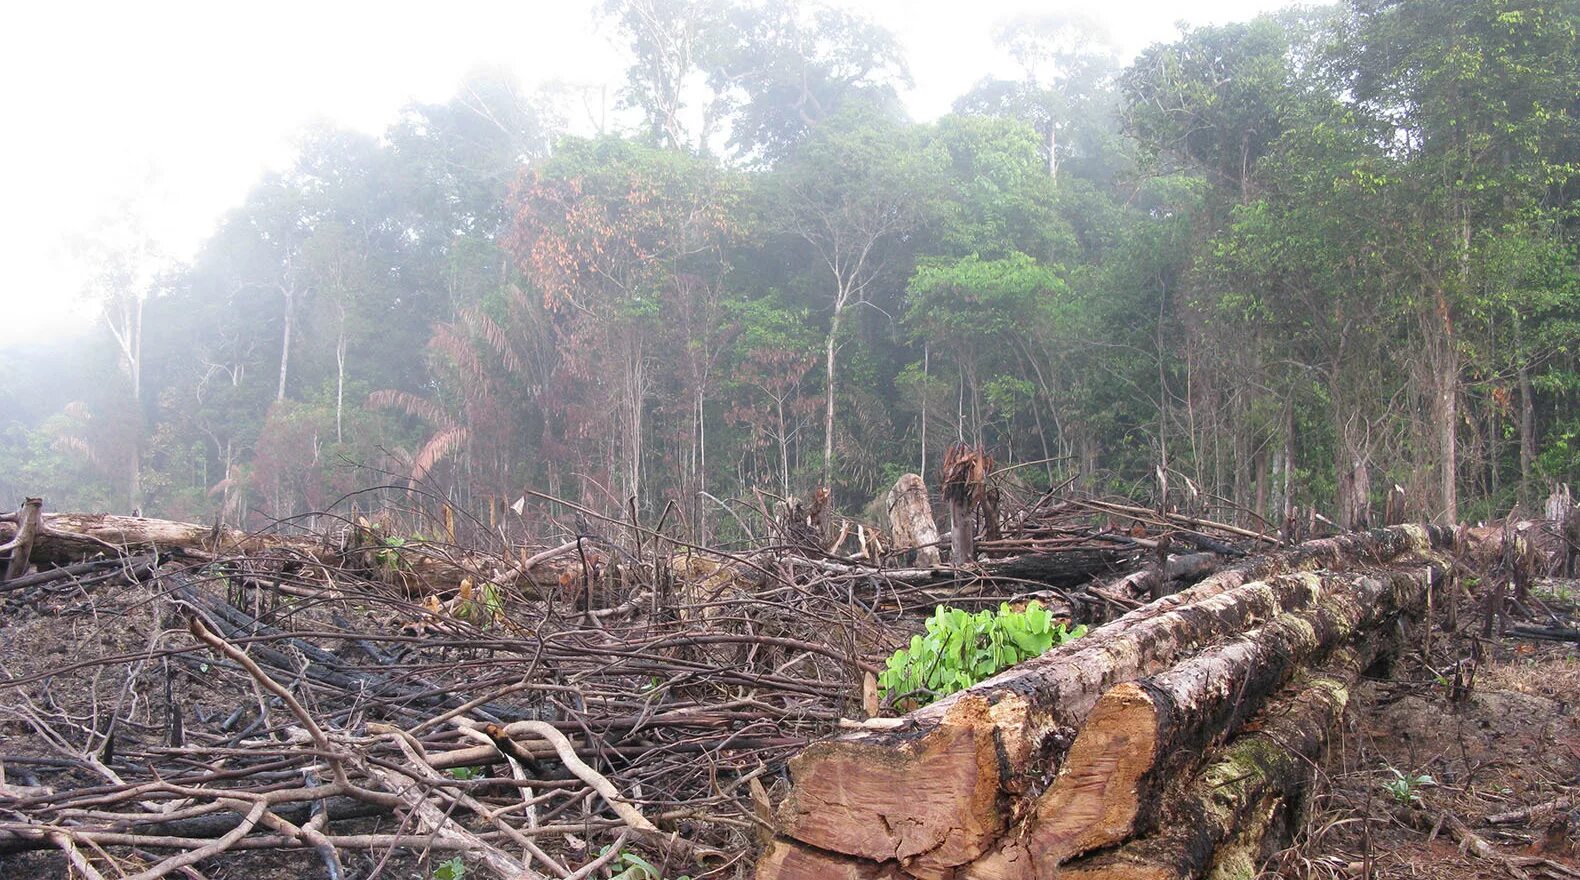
[1265,581,1580,879]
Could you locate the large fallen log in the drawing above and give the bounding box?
[2,511,329,563]
[0,510,584,597]
[961,568,1429,877]
[761,525,1451,878]
[1056,643,1372,880]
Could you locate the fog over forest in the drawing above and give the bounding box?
[3,0,1578,539]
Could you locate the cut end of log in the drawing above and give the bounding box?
[1026,680,1161,862]
[756,838,904,880]
[777,694,1005,867]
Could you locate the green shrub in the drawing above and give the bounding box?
[878,602,1085,710]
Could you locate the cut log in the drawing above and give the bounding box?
[887,474,941,567]
[1100,551,1220,602]
[971,567,1432,874]
[0,511,583,597]
[9,512,322,563]
[1057,644,1371,880]
[768,526,1450,875]
[785,547,1132,591]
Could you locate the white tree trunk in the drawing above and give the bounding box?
[277,285,295,402]
[822,296,846,490]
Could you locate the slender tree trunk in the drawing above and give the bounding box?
[129,295,144,512]
[335,329,347,444]
[920,342,929,477]
[1430,289,1459,523]
[1253,449,1269,524]
[777,398,791,500]
[1047,119,1058,181]
[107,294,146,512]
[822,294,846,490]
[277,285,295,402]
[1281,398,1295,521]
[1517,311,1536,508]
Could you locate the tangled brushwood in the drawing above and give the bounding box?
[0,480,1576,880]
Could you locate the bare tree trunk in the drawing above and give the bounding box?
[1253,448,1269,525]
[335,329,347,444]
[776,397,791,499]
[107,292,146,511]
[3,497,43,582]
[1047,119,1057,181]
[920,342,929,477]
[1519,358,1536,509]
[277,284,295,402]
[1431,300,1459,523]
[822,294,846,491]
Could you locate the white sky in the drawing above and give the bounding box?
[0,0,1287,348]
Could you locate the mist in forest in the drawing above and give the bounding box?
[2,0,1578,538]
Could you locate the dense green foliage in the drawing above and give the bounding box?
[5,0,1580,535]
[879,602,1086,709]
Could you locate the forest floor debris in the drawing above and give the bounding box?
[0,490,1575,879]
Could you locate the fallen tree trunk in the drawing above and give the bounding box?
[967,567,1430,876]
[1056,644,1372,880]
[1099,551,1221,602]
[5,511,326,563]
[762,526,1450,877]
[795,547,1132,591]
[0,510,585,597]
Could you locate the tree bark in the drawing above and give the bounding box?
[1099,551,1220,603]
[1005,568,1427,869]
[886,474,941,567]
[758,839,905,880]
[1055,645,1371,880]
[335,328,347,444]
[1519,358,1536,507]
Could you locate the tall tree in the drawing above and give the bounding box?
[768,111,947,489]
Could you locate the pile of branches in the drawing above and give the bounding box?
[0,478,1361,879]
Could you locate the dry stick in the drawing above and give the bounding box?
[1487,796,1575,826]
[122,798,268,880]
[49,831,111,880]
[258,806,345,880]
[1412,806,1580,880]
[1075,497,1281,545]
[563,829,630,880]
[458,718,727,865]
[407,676,542,736]
[4,822,653,851]
[500,540,582,586]
[457,725,543,869]
[361,761,545,880]
[374,723,568,878]
[186,617,349,788]
[460,718,654,832]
